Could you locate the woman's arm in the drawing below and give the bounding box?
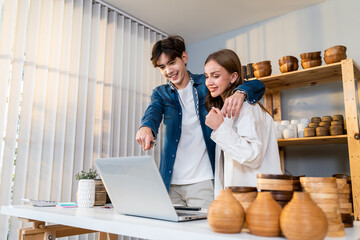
[210,107,265,169]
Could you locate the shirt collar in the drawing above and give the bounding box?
[167,71,199,91]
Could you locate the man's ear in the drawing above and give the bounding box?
[182,51,188,65]
[230,72,238,84]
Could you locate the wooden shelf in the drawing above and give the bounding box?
[249,60,360,93]
[277,135,348,147]
[260,58,360,220]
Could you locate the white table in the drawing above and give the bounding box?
[1,205,360,240]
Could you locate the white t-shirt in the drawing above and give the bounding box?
[171,82,213,184]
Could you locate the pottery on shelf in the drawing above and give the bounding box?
[207,189,245,233]
[280,192,328,240]
[246,192,282,237]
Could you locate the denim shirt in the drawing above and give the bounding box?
[141,72,265,191]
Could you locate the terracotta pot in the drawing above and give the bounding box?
[207,189,245,233]
[246,192,282,237]
[280,192,328,240]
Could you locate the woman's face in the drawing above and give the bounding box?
[205,60,237,98]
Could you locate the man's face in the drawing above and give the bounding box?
[156,52,189,89]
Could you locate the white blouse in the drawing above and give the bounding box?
[211,102,283,198]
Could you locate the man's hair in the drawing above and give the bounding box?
[151,35,186,67]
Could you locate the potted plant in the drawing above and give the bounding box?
[75,169,98,208]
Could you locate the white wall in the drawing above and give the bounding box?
[187,0,360,177]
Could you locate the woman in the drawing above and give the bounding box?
[204,49,282,197]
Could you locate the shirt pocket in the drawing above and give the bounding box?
[164,104,176,120]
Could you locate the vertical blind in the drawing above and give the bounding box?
[0,0,166,239]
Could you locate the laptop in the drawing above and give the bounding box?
[94,156,207,222]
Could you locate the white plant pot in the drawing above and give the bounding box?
[77,179,95,208]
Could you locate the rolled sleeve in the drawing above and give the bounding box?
[234,79,265,104]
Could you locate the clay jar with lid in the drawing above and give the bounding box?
[246,192,282,237]
[207,189,245,233]
[280,192,328,240]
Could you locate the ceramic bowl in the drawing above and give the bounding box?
[278,56,298,66]
[254,68,272,78]
[324,54,347,64]
[252,61,271,70]
[301,57,321,63]
[280,62,299,73]
[301,59,322,69]
[324,45,347,57]
[300,51,321,60]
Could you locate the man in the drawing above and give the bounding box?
[136,36,265,208]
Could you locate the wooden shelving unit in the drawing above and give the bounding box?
[253,59,360,220]
[277,134,348,147]
[258,62,344,93]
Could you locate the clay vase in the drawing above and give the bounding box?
[207,189,245,233]
[280,192,328,240]
[246,192,282,237]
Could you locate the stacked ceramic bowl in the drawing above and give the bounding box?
[324,45,347,64]
[304,127,315,137]
[317,117,331,136]
[305,115,344,137]
[304,117,320,137]
[274,120,290,139]
[279,56,298,73]
[300,177,346,237]
[283,128,295,139]
[280,120,291,138]
[257,173,293,208]
[274,119,309,139]
[252,61,272,78]
[274,121,283,139]
[299,118,310,138]
[331,114,344,136]
[332,174,353,228]
[300,51,322,69]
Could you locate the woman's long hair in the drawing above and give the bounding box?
[204,49,270,115]
[204,49,243,111]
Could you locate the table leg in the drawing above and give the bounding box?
[18,219,96,239]
[20,232,44,240]
[98,232,118,240]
